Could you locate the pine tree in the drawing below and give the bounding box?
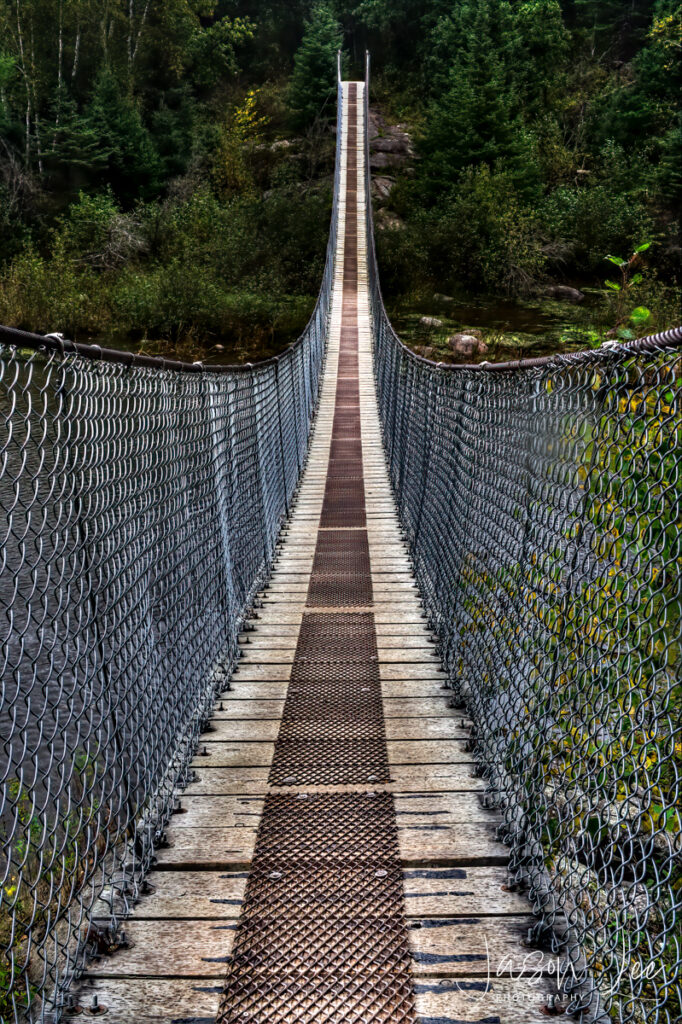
[86,68,161,203]
[289,3,344,130]
[419,0,534,197]
[513,1,569,115]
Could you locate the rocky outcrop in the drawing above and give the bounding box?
[370,151,408,171]
[367,107,414,206]
[417,346,435,360]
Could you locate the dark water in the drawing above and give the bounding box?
[390,290,606,364]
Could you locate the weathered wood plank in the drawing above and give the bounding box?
[239,648,440,666]
[191,742,274,767]
[183,764,480,796]
[84,920,236,977]
[385,718,467,741]
[389,764,480,792]
[72,976,556,1024]
[402,865,529,917]
[211,699,285,719]
[383,697,458,716]
[388,741,471,765]
[413,977,557,1022]
[408,916,556,977]
[380,664,447,680]
[230,663,449,682]
[381,681,451,698]
[72,979,223,1023]
[227,682,289,700]
[204,719,280,743]
[186,767,271,795]
[398,823,505,866]
[130,871,247,919]
[167,795,263,829]
[155,827,257,869]
[395,793,494,825]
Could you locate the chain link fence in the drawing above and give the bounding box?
[0,81,342,1024]
[363,59,682,1024]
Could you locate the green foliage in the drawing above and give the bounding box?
[603,243,654,337]
[289,3,344,129]
[87,69,162,202]
[0,754,105,1018]
[0,0,679,343]
[0,182,332,348]
[419,0,530,195]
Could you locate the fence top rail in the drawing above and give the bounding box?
[0,322,299,374]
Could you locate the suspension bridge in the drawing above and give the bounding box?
[0,62,680,1024]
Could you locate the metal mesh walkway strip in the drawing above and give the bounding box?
[217,83,417,1024]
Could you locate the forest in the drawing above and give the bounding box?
[0,1,679,362]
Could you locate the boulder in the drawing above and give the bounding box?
[372,176,395,202]
[419,316,444,329]
[448,333,489,357]
[375,209,405,230]
[434,293,455,305]
[544,285,585,304]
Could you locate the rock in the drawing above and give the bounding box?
[370,151,407,171]
[448,333,489,357]
[417,346,435,360]
[419,316,444,329]
[544,285,585,304]
[375,209,405,230]
[372,176,395,202]
[372,136,411,156]
[434,293,455,305]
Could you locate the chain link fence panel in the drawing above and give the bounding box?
[0,83,343,1024]
[362,58,682,1024]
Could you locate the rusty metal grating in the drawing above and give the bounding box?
[269,743,390,786]
[306,577,373,607]
[269,613,389,785]
[295,613,377,655]
[217,794,416,1024]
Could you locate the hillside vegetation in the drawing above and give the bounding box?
[0,1,679,359]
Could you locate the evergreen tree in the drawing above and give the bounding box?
[86,68,161,203]
[513,1,568,115]
[419,0,535,197]
[591,0,682,200]
[289,3,344,129]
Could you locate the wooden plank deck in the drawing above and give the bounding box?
[72,82,557,1023]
